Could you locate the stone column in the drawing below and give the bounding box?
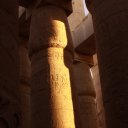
[29,2,76,128]
[91,64,106,128]
[19,37,31,128]
[86,0,128,127]
[73,61,98,128]
[0,0,20,127]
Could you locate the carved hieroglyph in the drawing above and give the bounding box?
[29,5,75,128]
[73,62,98,128]
[0,0,20,127]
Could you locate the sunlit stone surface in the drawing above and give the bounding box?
[29,5,75,128]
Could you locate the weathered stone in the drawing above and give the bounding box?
[91,65,106,128]
[68,0,86,31]
[29,5,75,128]
[0,0,20,127]
[73,62,98,128]
[19,12,30,39]
[20,0,72,15]
[86,0,128,127]
[19,0,32,7]
[25,0,72,19]
[19,38,31,128]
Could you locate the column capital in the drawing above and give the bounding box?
[20,0,72,17]
[39,0,72,16]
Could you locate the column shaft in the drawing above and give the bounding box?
[29,5,75,128]
[19,38,31,128]
[73,62,98,128]
[91,65,106,128]
[0,0,20,127]
[88,0,128,127]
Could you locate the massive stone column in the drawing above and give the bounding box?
[19,37,31,128]
[86,0,128,127]
[91,63,106,128]
[0,0,20,127]
[29,2,76,128]
[19,11,31,128]
[73,61,98,128]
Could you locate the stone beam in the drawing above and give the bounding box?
[75,34,96,56]
[72,13,94,48]
[74,53,97,67]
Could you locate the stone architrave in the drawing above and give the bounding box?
[19,37,31,128]
[0,0,21,127]
[86,0,128,127]
[29,4,76,128]
[73,62,98,128]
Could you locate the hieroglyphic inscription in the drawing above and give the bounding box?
[50,73,70,93]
